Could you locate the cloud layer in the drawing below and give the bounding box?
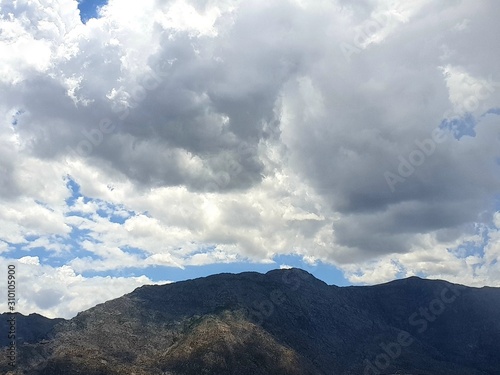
[0,0,499,318]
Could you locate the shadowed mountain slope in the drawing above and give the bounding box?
[1,269,499,374]
[0,313,64,347]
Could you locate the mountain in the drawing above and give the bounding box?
[0,313,64,347]
[1,269,499,374]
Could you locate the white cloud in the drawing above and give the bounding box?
[1,0,500,317]
[340,226,500,287]
[0,197,71,243]
[18,256,40,266]
[0,257,171,318]
[154,0,227,37]
[441,64,499,117]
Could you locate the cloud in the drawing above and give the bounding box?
[342,218,500,286]
[0,256,171,318]
[1,0,500,317]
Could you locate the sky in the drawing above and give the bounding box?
[77,0,108,24]
[0,0,499,319]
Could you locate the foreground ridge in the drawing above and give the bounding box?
[1,269,499,375]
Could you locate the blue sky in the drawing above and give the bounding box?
[77,0,107,23]
[1,0,500,319]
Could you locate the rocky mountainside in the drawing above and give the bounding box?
[1,268,500,374]
[0,313,64,347]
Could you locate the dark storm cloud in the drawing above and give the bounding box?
[4,0,324,192]
[280,1,500,258]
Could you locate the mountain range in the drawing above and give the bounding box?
[1,268,499,374]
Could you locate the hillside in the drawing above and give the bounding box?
[1,269,499,374]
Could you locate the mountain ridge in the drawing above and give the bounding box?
[1,268,499,374]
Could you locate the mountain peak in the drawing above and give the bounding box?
[2,270,499,374]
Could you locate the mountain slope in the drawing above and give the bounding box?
[1,269,499,374]
[0,313,64,347]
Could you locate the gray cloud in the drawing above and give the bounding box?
[277,1,500,259]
